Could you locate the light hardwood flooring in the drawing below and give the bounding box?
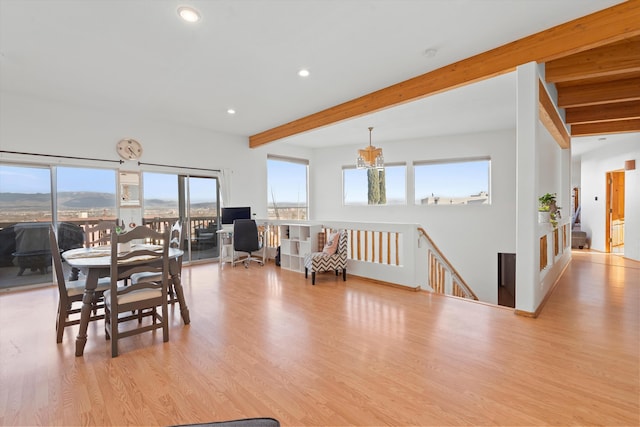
[0,251,638,426]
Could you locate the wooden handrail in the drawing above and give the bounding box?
[417,227,478,300]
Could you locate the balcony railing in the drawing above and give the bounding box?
[2,218,478,301]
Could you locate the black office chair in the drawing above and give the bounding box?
[233,219,264,268]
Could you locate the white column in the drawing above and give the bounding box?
[515,62,539,313]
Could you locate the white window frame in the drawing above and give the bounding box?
[267,155,309,220]
[413,157,491,206]
[342,162,407,206]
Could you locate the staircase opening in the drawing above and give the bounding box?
[498,253,515,308]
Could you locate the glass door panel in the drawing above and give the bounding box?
[56,167,117,224]
[0,164,53,289]
[185,176,219,262]
[142,172,219,263]
[142,172,180,233]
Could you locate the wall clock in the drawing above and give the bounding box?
[116,138,143,160]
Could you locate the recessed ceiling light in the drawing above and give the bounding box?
[298,69,310,77]
[227,109,236,115]
[177,6,201,23]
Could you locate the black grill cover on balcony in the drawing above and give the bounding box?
[12,222,51,275]
[57,222,85,251]
[0,225,16,267]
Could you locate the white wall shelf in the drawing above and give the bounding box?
[278,223,321,273]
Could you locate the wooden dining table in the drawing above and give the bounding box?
[62,244,190,356]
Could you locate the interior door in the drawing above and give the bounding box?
[605,171,625,253]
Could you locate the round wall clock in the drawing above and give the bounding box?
[116,138,143,160]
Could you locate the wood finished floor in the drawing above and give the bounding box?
[0,251,638,426]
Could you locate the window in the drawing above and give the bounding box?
[267,156,308,220]
[0,164,52,225]
[414,158,490,205]
[343,164,406,205]
[57,167,117,222]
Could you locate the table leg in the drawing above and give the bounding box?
[75,269,99,356]
[169,257,190,324]
[169,268,190,325]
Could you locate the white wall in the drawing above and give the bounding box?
[580,138,640,260]
[310,129,517,304]
[0,92,312,219]
[3,88,599,309]
[515,63,571,314]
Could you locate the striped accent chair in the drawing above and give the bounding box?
[304,230,347,285]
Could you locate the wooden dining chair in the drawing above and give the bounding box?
[130,219,183,303]
[104,226,170,357]
[84,220,117,248]
[49,224,110,343]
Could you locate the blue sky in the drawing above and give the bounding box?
[0,165,52,193]
[0,165,118,193]
[1,160,489,205]
[143,173,216,204]
[267,159,307,205]
[0,166,217,204]
[414,160,489,200]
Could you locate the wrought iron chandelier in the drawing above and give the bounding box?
[356,127,384,169]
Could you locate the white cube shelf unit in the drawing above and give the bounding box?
[279,223,322,272]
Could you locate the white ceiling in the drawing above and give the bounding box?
[0,0,633,152]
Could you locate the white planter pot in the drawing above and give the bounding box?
[538,211,550,223]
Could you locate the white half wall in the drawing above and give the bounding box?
[310,129,517,304]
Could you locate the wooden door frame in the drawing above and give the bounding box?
[605,170,625,253]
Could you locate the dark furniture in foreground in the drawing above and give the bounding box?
[173,417,280,427]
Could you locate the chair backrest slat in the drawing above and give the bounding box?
[85,221,116,247]
[48,224,68,300]
[109,226,170,288]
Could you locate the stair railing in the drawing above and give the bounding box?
[417,227,478,300]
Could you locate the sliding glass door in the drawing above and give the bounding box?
[0,164,52,289]
[143,172,220,263]
[183,176,220,262]
[56,166,117,223]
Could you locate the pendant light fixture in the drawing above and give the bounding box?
[356,127,384,169]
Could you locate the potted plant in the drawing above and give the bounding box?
[538,193,561,228]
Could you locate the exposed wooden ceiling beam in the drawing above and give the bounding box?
[566,101,640,124]
[538,80,570,149]
[571,118,640,136]
[250,0,640,147]
[557,77,640,108]
[545,36,640,83]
